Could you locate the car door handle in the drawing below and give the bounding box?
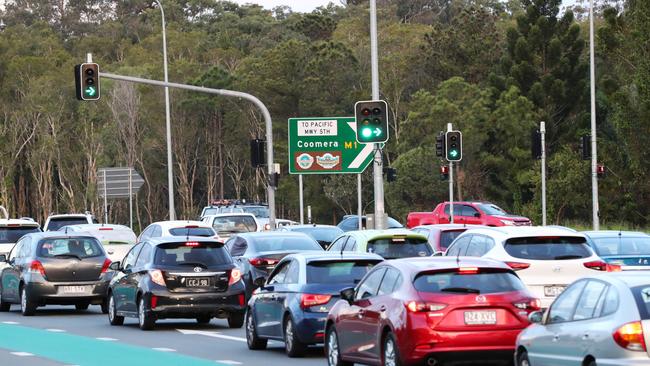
[379,305,387,312]
[553,335,560,342]
[582,333,589,340]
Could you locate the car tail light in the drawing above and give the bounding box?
[98,227,113,231]
[300,294,332,309]
[150,295,158,309]
[101,258,112,273]
[149,270,166,286]
[613,321,646,351]
[513,298,541,311]
[583,260,621,272]
[505,262,531,271]
[264,224,271,231]
[229,268,242,285]
[238,293,245,306]
[458,267,479,274]
[406,301,446,312]
[28,260,46,277]
[184,225,199,229]
[185,242,200,247]
[249,258,279,267]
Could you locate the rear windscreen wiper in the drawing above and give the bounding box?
[554,255,583,260]
[440,287,481,294]
[53,254,82,260]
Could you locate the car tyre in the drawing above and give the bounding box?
[228,312,245,328]
[326,327,352,366]
[382,332,402,366]
[20,287,36,316]
[108,293,124,326]
[284,316,307,357]
[196,315,211,324]
[75,303,89,310]
[246,310,267,350]
[586,360,597,366]
[100,297,109,314]
[138,296,155,330]
[516,349,530,366]
[0,285,11,312]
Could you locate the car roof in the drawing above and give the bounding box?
[413,224,483,231]
[61,224,132,231]
[386,256,511,274]
[460,226,585,239]
[283,252,383,263]
[0,219,40,227]
[151,220,212,229]
[237,231,311,239]
[347,229,427,240]
[582,230,649,238]
[283,224,340,230]
[22,231,101,241]
[203,213,257,218]
[146,236,224,246]
[588,272,650,288]
[47,213,93,219]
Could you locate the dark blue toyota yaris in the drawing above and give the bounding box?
[245,252,383,357]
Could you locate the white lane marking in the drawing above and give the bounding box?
[153,348,176,352]
[11,352,34,357]
[46,328,66,332]
[216,361,243,365]
[177,329,247,343]
[2,321,19,324]
[96,337,118,341]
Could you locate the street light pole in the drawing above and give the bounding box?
[589,0,600,230]
[153,0,176,221]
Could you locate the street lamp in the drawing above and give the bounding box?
[151,0,176,220]
[0,19,6,32]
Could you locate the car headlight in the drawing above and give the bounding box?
[500,219,515,226]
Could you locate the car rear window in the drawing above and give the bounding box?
[368,237,432,259]
[440,230,465,250]
[168,227,216,237]
[252,236,322,252]
[306,260,380,284]
[47,218,89,231]
[414,270,525,294]
[292,227,343,243]
[631,286,650,320]
[212,216,258,235]
[591,237,650,256]
[243,206,269,218]
[154,242,231,267]
[38,238,104,259]
[504,236,592,260]
[0,227,40,243]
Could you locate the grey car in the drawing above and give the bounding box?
[516,272,650,366]
[0,232,112,316]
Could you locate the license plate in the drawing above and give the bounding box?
[186,278,210,287]
[544,285,566,297]
[60,286,87,294]
[464,310,497,325]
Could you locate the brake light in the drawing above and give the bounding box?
[150,270,166,286]
[185,242,200,247]
[583,260,620,272]
[300,294,332,309]
[513,298,541,311]
[229,268,242,285]
[505,262,531,271]
[101,258,112,273]
[264,224,271,231]
[238,293,245,306]
[249,258,279,267]
[406,301,446,312]
[98,227,113,231]
[613,321,646,351]
[458,267,479,274]
[184,225,199,229]
[29,260,46,277]
[150,295,158,309]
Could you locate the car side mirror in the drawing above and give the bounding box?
[0,254,6,262]
[109,261,121,271]
[253,276,267,288]
[474,213,481,218]
[340,287,355,304]
[432,251,443,257]
[528,310,544,324]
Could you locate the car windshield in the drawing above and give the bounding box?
[47,218,89,231]
[306,260,380,284]
[251,236,322,252]
[0,227,40,243]
[504,236,592,260]
[202,208,219,216]
[154,242,231,267]
[291,227,343,243]
[212,216,257,234]
[478,204,508,215]
[414,270,525,294]
[591,237,650,256]
[440,230,465,250]
[38,238,104,259]
[168,227,216,237]
[387,217,403,228]
[243,206,269,218]
[367,237,432,259]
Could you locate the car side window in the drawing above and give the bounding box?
[284,260,300,284]
[378,268,401,296]
[268,262,291,285]
[461,205,479,217]
[151,225,162,237]
[443,205,450,215]
[10,240,24,261]
[446,235,471,256]
[229,237,248,257]
[466,235,492,257]
[123,244,143,270]
[140,226,153,240]
[600,286,619,316]
[135,244,152,268]
[20,240,32,258]
[344,238,357,252]
[573,280,607,321]
[355,268,387,301]
[328,236,348,252]
[547,280,587,324]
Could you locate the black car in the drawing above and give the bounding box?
[337,215,403,232]
[279,224,344,249]
[106,237,245,330]
[225,232,323,298]
[0,232,112,316]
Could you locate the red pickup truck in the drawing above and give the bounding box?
[407,201,532,228]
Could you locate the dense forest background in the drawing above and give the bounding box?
[0,0,647,230]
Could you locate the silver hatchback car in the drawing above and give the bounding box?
[516,272,650,366]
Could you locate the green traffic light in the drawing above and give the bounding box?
[448,149,459,158]
[84,86,97,97]
[361,127,372,138]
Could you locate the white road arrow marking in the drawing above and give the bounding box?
[216,360,243,365]
[347,122,374,169]
[10,352,34,357]
[176,329,247,343]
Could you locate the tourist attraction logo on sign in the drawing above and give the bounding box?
[288,117,376,174]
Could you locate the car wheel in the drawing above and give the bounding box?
[108,293,124,326]
[284,316,307,357]
[326,327,352,366]
[586,360,597,366]
[246,310,267,350]
[0,285,10,312]
[228,312,245,328]
[20,287,36,316]
[516,350,530,366]
[196,315,211,324]
[75,303,89,310]
[382,332,402,366]
[138,296,155,330]
[100,297,109,314]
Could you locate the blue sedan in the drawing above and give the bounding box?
[583,231,650,270]
[245,252,383,357]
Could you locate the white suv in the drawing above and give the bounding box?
[0,218,41,258]
[43,213,98,231]
[444,226,613,308]
[201,213,260,240]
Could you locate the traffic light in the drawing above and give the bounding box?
[384,167,397,182]
[531,130,542,160]
[597,164,606,178]
[445,130,462,162]
[355,100,389,143]
[435,132,445,158]
[440,165,449,181]
[75,63,100,101]
[581,135,591,160]
[250,139,265,168]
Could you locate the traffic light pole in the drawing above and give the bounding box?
[540,122,547,226]
[589,0,600,230]
[447,123,454,224]
[97,71,277,229]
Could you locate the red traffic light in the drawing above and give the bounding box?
[361,108,371,116]
[440,166,449,174]
[597,164,606,177]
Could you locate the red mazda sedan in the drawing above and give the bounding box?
[325,257,540,366]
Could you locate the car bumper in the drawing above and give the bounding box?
[294,311,328,344]
[514,349,650,366]
[25,281,109,305]
[149,289,246,318]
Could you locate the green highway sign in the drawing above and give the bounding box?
[288,117,376,174]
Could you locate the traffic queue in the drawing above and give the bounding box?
[1,204,650,366]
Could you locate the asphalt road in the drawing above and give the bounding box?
[0,304,326,366]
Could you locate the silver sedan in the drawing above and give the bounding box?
[515,272,650,366]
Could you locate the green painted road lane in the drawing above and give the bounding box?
[0,323,226,366]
